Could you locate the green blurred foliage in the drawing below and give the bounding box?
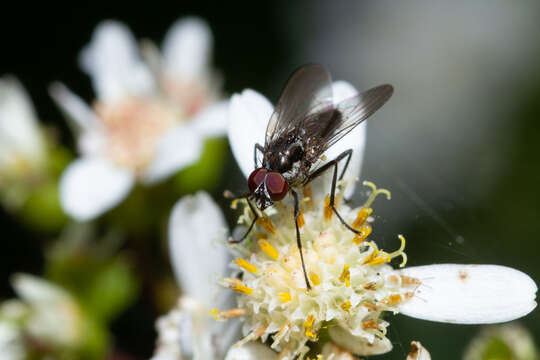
[174,137,229,194]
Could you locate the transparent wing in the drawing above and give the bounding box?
[304,84,394,158]
[321,84,394,151]
[265,64,333,145]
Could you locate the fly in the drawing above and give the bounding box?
[227,64,393,290]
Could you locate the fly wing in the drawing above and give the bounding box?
[318,84,394,153]
[265,64,333,146]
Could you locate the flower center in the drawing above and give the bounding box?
[94,97,177,173]
[217,181,418,359]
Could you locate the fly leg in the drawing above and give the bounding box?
[292,190,311,290]
[227,197,259,244]
[305,149,360,234]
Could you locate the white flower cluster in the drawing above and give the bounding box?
[51,18,229,221]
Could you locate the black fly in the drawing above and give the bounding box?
[227,64,393,289]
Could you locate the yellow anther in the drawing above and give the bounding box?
[308,272,321,286]
[365,256,391,266]
[258,238,279,260]
[304,315,318,340]
[222,278,253,295]
[383,294,403,306]
[233,283,253,295]
[362,320,379,330]
[209,308,219,320]
[303,185,313,209]
[278,292,292,303]
[353,224,372,244]
[257,216,276,234]
[339,265,351,287]
[341,301,352,312]
[233,258,258,274]
[352,207,373,228]
[324,196,333,220]
[297,210,305,228]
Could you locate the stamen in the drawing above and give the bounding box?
[297,210,305,228]
[303,185,313,209]
[233,258,258,274]
[210,308,246,321]
[352,207,373,228]
[363,303,378,311]
[258,238,279,260]
[278,292,292,303]
[257,216,276,235]
[352,224,372,244]
[363,282,377,290]
[304,315,318,340]
[401,275,421,287]
[324,196,332,220]
[382,294,403,306]
[388,235,407,267]
[339,265,351,287]
[362,181,391,208]
[341,301,352,312]
[222,278,253,294]
[362,320,379,330]
[235,324,268,348]
[308,272,321,286]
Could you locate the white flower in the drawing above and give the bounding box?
[152,192,239,360]
[50,18,228,221]
[0,274,83,359]
[165,82,536,359]
[0,76,46,193]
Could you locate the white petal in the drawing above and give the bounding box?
[228,89,273,178]
[162,17,212,80]
[0,76,45,161]
[407,341,431,360]
[224,343,277,360]
[48,82,100,132]
[168,192,229,307]
[321,343,357,360]
[321,81,366,199]
[190,100,229,138]
[79,20,154,102]
[142,125,203,184]
[398,264,537,324]
[11,274,69,305]
[328,325,393,356]
[60,157,134,221]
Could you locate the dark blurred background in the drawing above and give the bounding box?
[1,1,539,359]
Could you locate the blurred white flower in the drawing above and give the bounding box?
[0,76,47,208]
[0,274,83,359]
[172,83,534,359]
[51,18,228,221]
[152,192,239,360]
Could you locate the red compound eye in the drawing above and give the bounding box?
[265,172,289,201]
[248,168,267,193]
